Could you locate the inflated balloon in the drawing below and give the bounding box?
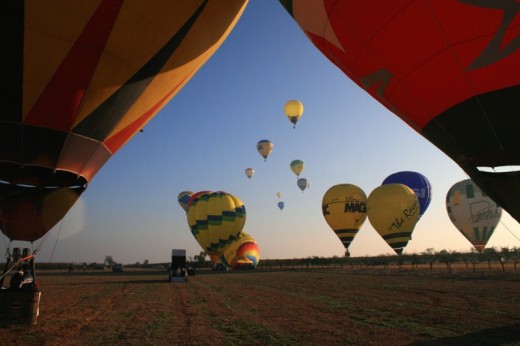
[280,1,520,224]
[284,100,304,129]
[297,178,310,192]
[177,191,193,213]
[290,160,305,178]
[367,184,420,255]
[0,1,248,242]
[257,140,273,161]
[382,171,432,217]
[245,168,255,179]
[278,201,285,211]
[220,232,260,269]
[187,191,246,257]
[446,179,502,253]
[276,192,283,199]
[322,184,367,253]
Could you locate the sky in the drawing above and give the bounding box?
[3,1,520,264]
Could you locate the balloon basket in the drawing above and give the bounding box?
[0,288,41,326]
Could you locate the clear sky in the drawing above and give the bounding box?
[4,0,520,264]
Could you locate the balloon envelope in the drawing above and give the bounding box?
[322,184,367,251]
[284,100,304,128]
[290,160,305,178]
[220,232,260,269]
[257,140,273,161]
[187,191,246,257]
[280,1,520,224]
[278,201,285,210]
[446,179,502,253]
[245,168,255,179]
[367,184,420,255]
[0,1,248,241]
[276,192,283,199]
[297,178,310,192]
[177,191,193,213]
[382,171,432,216]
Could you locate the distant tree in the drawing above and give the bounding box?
[510,247,520,269]
[423,248,436,272]
[104,256,116,268]
[193,251,207,267]
[482,247,499,269]
[143,259,149,266]
[437,249,457,272]
[499,247,510,272]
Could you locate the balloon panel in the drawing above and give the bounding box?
[446,179,502,252]
[1,1,248,241]
[322,184,367,249]
[280,0,520,223]
[178,191,193,213]
[382,171,432,216]
[220,232,260,268]
[367,184,420,254]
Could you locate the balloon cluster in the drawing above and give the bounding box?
[322,171,431,255]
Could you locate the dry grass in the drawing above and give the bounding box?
[2,266,520,345]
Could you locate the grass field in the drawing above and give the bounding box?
[1,266,520,345]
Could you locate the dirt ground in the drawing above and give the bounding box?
[1,266,520,345]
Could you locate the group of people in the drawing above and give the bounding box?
[9,264,34,290]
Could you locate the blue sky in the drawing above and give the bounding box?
[5,0,520,264]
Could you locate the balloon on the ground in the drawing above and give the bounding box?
[278,201,285,211]
[284,100,304,129]
[177,191,193,213]
[367,184,420,255]
[297,178,310,192]
[446,179,502,253]
[290,160,305,178]
[0,1,248,242]
[279,1,520,224]
[187,191,246,257]
[220,232,260,269]
[322,184,367,253]
[382,171,432,217]
[257,140,273,161]
[245,168,255,179]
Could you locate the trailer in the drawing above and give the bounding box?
[169,249,187,283]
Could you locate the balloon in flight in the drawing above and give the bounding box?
[284,100,304,129]
[245,168,255,179]
[187,191,246,258]
[276,192,283,199]
[280,1,520,224]
[177,191,193,213]
[0,1,248,242]
[382,171,432,217]
[367,184,420,255]
[257,140,273,161]
[446,179,502,253]
[290,160,305,178]
[322,184,367,254]
[297,178,310,192]
[278,201,285,211]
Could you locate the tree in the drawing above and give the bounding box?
[437,250,457,272]
[193,251,207,267]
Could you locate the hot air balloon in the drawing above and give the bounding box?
[0,1,248,243]
[367,184,420,255]
[257,140,273,161]
[297,178,310,192]
[187,191,246,258]
[290,160,305,178]
[245,168,255,179]
[284,100,304,129]
[220,232,260,269]
[322,184,367,255]
[278,201,285,211]
[382,171,432,217]
[276,192,283,199]
[446,179,502,253]
[177,191,193,213]
[280,1,520,224]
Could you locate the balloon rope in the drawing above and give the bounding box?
[499,219,520,243]
[48,218,65,263]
